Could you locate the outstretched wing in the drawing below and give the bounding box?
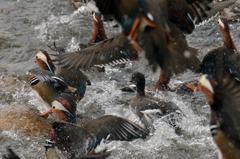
[84,115,149,152]
[57,34,138,69]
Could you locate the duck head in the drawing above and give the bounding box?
[51,100,76,124]
[131,72,145,96]
[34,50,56,73]
[195,75,216,105]
[218,17,237,52]
[43,93,76,124]
[88,12,108,44]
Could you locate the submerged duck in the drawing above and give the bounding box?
[195,69,240,159]
[30,50,91,107]
[42,94,149,158]
[130,72,184,133]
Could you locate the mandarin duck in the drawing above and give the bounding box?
[43,94,149,158]
[186,17,240,91]
[130,72,184,133]
[195,68,240,159]
[29,69,71,112]
[31,50,91,104]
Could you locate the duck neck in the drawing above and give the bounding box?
[221,28,237,53]
[89,20,107,44]
[38,62,50,71]
[136,81,145,96]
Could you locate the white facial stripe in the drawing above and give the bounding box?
[218,18,224,28]
[93,13,98,23]
[199,75,214,94]
[36,51,48,64]
[52,100,73,117]
[36,51,54,73]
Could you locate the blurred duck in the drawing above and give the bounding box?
[91,0,221,77]
[30,50,91,108]
[90,0,235,91]
[195,69,240,159]
[57,12,138,70]
[43,94,149,158]
[3,148,20,159]
[130,72,184,133]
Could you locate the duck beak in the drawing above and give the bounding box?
[194,86,200,92]
[93,13,98,23]
[38,109,53,118]
[186,80,198,91]
[34,60,37,63]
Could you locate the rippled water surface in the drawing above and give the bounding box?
[1,0,240,158]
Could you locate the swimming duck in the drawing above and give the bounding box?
[195,69,240,159]
[43,94,149,158]
[32,50,91,103]
[130,72,184,133]
[185,17,239,91]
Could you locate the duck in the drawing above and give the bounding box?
[31,50,91,105]
[56,12,139,70]
[91,0,237,92]
[42,94,149,158]
[91,0,225,77]
[29,68,72,112]
[195,69,240,159]
[185,17,240,91]
[130,72,184,133]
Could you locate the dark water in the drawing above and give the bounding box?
[1,0,240,158]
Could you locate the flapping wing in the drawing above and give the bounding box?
[85,115,149,152]
[58,34,139,69]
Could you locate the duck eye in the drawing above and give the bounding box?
[53,106,56,109]
[132,75,135,78]
[36,55,38,59]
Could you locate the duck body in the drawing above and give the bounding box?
[31,50,91,104]
[58,12,139,70]
[29,69,72,111]
[44,95,149,158]
[196,68,240,158]
[196,17,240,80]
[130,72,184,132]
